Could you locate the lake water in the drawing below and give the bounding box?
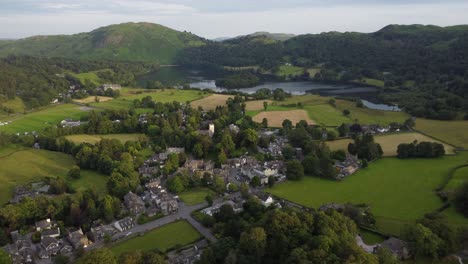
[137,67,400,111]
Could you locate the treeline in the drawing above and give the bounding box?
[397,141,445,158]
[215,72,260,89]
[177,25,468,120]
[196,198,386,263]
[0,55,158,110]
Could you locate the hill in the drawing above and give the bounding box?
[0,22,206,64]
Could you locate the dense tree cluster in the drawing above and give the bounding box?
[348,134,383,161]
[197,198,378,264]
[454,181,468,217]
[397,141,445,159]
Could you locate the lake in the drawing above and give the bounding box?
[137,67,400,111]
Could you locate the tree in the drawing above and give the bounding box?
[0,229,8,247]
[286,160,304,180]
[205,194,214,206]
[261,118,268,128]
[268,176,275,188]
[302,155,319,175]
[78,248,116,264]
[31,231,41,243]
[240,182,250,198]
[54,255,70,264]
[68,165,81,179]
[282,119,293,132]
[167,176,185,194]
[193,143,204,159]
[239,227,267,259]
[338,123,349,137]
[263,101,268,111]
[0,248,12,264]
[250,176,261,187]
[375,247,399,264]
[214,176,226,194]
[343,109,351,116]
[402,223,443,259]
[454,181,468,217]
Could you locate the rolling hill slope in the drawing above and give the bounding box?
[0,22,206,64]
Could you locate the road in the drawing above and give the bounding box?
[87,200,218,251]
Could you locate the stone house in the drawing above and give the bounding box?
[67,229,91,249]
[124,192,146,215]
[113,217,135,232]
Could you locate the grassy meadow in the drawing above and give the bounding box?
[0,145,108,204]
[179,188,214,206]
[0,97,26,113]
[67,69,113,85]
[415,118,468,149]
[252,109,315,127]
[111,220,201,256]
[0,104,89,134]
[90,89,208,110]
[268,152,468,235]
[64,134,147,144]
[444,166,468,192]
[327,132,456,156]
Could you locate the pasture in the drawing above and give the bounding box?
[0,146,108,204]
[68,69,113,85]
[245,100,274,111]
[334,99,409,125]
[276,65,304,77]
[444,166,468,192]
[252,109,315,128]
[64,134,147,144]
[0,104,89,134]
[327,132,455,156]
[190,94,232,110]
[415,118,468,149]
[91,89,207,110]
[304,104,350,126]
[268,152,468,235]
[111,220,201,256]
[74,96,114,104]
[179,188,214,206]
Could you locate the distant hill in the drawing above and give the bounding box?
[0,22,207,64]
[247,32,296,41]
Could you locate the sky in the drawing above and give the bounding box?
[1,0,468,39]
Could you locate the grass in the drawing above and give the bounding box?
[334,99,409,125]
[0,145,108,204]
[91,89,207,110]
[70,170,108,194]
[359,229,386,245]
[190,94,232,110]
[68,70,111,85]
[327,132,455,156]
[304,104,351,126]
[276,65,304,77]
[64,134,147,144]
[252,109,315,127]
[0,104,90,134]
[444,166,468,192]
[415,118,468,149]
[307,68,321,78]
[268,152,468,235]
[110,220,201,256]
[179,188,214,206]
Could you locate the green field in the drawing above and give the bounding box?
[0,146,108,204]
[304,104,351,126]
[64,134,147,144]
[91,89,207,110]
[179,188,214,206]
[268,152,468,235]
[68,69,112,85]
[444,166,468,192]
[327,132,455,156]
[360,229,386,245]
[0,104,89,134]
[334,99,409,125]
[111,221,201,256]
[276,65,304,77]
[415,118,468,149]
[70,170,109,194]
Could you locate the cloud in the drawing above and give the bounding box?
[0,1,467,38]
[42,3,82,9]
